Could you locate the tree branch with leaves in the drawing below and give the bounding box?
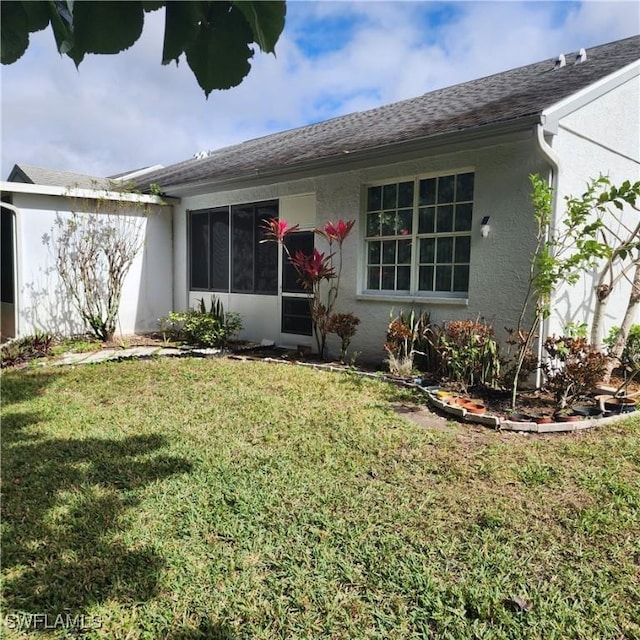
[1,1,286,97]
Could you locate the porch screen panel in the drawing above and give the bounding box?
[231,201,278,295]
[209,209,229,291]
[231,206,255,293]
[281,297,312,335]
[283,231,314,293]
[255,204,278,294]
[189,211,210,290]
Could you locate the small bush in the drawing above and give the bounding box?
[384,309,430,376]
[158,297,242,348]
[327,312,360,363]
[419,319,501,389]
[0,332,54,368]
[542,336,606,410]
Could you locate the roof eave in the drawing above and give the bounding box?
[159,115,543,198]
[0,181,168,206]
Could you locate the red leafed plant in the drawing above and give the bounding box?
[262,217,356,359]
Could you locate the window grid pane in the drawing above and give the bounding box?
[366,174,473,294]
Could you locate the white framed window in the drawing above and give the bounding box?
[364,172,474,296]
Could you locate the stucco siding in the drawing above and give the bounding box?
[175,136,549,362]
[548,74,640,342]
[317,139,547,362]
[12,192,173,338]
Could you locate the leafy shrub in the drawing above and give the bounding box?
[0,332,54,368]
[327,312,360,363]
[604,325,640,369]
[542,336,606,410]
[384,309,430,376]
[158,297,242,348]
[422,319,500,389]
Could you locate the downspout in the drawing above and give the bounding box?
[535,118,561,388]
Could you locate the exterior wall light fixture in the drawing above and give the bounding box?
[480,216,491,238]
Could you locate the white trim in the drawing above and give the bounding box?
[0,181,166,205]
[356,294,468,306]
[557,123,640,164]
[542,60,640,134]
[113,165,164,182]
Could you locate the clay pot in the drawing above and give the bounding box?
[554,413,582,422]
[535,415,554,424]
[508,412,534,423]
[462,401,486,415]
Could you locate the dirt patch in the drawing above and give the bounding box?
[391,403,450,431]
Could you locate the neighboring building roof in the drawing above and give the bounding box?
[6,164,166,190]
[137,35,639,194]
[7,164,111,190]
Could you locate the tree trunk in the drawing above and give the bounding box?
[590,282,611,350]
[602,261,640,383]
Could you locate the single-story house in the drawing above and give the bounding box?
[2,35,639,363]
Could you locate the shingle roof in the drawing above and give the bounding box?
[7,164,111,189]
[139,35,639,193]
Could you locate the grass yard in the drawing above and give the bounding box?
[1,357,639,639]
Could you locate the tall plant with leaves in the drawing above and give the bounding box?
[561,177,640,380]
[511,174,640,408]
[45,184,154,342]
[262,218,355,359]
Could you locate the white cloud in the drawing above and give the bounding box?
[1,1,638,179]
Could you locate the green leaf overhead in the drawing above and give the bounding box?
[73,1,144,55]
[48,0,84,66]
[1,1,30,64]
[2,0,286,96]
[142,1,165,11]
[233,0,286,54]
[185,2,255,96]
[162,1,207,65]
[22,1,51,33]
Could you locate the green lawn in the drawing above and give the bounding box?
[1,358,639,639]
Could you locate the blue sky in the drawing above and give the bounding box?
[1,1,638,179]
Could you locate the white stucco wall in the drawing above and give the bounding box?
[547,73,640,342]
[11,192,173,338]
[173,135,549,362]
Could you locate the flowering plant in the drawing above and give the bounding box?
[262,217,356,359]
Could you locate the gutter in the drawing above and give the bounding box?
[534,118,562,388]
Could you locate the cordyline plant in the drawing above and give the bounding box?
[262,218,356,359]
